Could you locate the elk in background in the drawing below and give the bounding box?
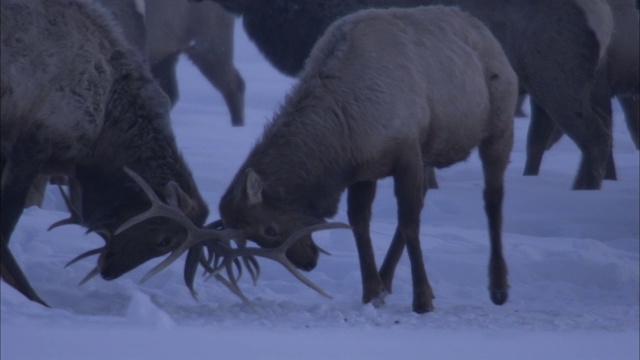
[146,0,245,126]
[533,0,639,154]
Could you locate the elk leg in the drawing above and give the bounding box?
[424,166,438,189]
[1,154,49,306]
[619,95,640,150]
[186,18,246,127]
[514,93,528,118]
[523,100,555,176]
[24,174,49,208]
[393,154,433,314]
[589,70,616,181]
[478,134,511,305]
[1,244,49,307]
[151,52,181,105]
[379,167,430,293]
[347,181,386,306]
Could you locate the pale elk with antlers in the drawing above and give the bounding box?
[215,6,517,313]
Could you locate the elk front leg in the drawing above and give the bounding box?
[379,166,430,293]
[347,180,386,306]
[1,155,49,307]
[393,155,433,314]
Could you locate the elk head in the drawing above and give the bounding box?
[97,182,200,281]
[53,167,207,284]
[219,168,335,272]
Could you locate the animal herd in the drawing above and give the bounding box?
[1,0,637,314]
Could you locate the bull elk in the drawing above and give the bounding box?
[215,6,517,313]
[0,0,250,306]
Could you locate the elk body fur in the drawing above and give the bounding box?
[207,0,613,190]
[219,6,517,313]
[1,0,208,306]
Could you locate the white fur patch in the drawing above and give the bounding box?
[134,0,145,17]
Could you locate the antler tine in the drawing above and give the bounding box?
[138,225,243,284]
[242,256,260,285]
[138,242,192,284]
[64,247,104,268]
[184,246,203,299]
[48,184,82,231]
[209,222,350,299]
[115,167,200,236]
[213,274,256,311]
[78,265,101,285]
[280,222,350,254]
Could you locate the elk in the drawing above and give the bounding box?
[217,6,517,313]
[1,0,213,306]
[534,0,639,153]
[145,0,245,126]
[201,0,613,190]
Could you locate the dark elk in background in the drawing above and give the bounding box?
[201,0,616,190]
[528,0,639,155]
[216,6,517,313]
[1,0,213,307]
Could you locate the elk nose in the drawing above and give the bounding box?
[100,268,116,280]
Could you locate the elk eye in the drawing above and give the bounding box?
[264,226,278,238]
[157,236,172,248]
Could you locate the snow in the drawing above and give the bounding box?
[2,22,638,360]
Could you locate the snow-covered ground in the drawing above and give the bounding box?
[2,21,638,360]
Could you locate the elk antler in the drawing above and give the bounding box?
[118,166,350,304]
[115,167,245,284]
[49,183,115,285]
[201,222,350,299]
[48,184,82,231]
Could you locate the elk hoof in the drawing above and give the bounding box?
[370,290,388,308]
[412,301,435,314]
[490,288,509,305]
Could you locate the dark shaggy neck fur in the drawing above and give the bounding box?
[76,23,207,230]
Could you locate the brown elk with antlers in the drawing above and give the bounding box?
[0,0,213,306]
[215,6,517,313]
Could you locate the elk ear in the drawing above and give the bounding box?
[164,181,198,216]
[245,168,263,205]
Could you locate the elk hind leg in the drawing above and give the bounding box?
[186,21,245,127]
[619,95,639,150]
